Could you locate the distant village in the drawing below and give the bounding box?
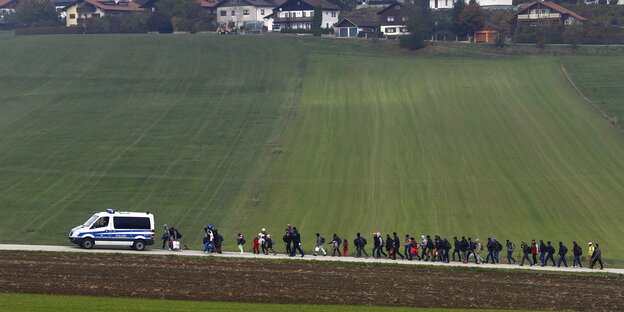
[1,0,624,44]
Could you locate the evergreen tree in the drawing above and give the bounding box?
[312,6,322,36]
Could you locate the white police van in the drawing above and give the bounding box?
[69,209,155,251]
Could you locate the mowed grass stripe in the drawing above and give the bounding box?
[253,54,624,263]
[0,35,304,244]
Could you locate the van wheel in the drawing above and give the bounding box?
[81,238,94,249]
[133,240,146,251]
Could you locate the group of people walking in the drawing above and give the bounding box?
[164,224,606,270]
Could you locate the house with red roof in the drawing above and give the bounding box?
[0,0,21,24]
[63,0,143,27]
[513,1,587,28]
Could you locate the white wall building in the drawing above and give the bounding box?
[268,0,340,31]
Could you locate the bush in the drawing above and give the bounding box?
[147,12,173,33]
[84,14,147,34]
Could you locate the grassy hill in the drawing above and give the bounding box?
[0,34,623,265]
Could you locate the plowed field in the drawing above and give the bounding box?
[0,251,621,311]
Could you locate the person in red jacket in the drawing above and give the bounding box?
[343,239,349,256]
[253,236,260,254]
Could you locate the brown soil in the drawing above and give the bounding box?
[0,251,622,311]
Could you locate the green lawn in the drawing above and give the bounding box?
[0,35,623,265]
[0,293,528,312]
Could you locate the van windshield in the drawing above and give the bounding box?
[82,214,99,227]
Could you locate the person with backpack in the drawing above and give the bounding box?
[204,225,215,254]
[161,224,170,249]
[354,233,366,258]
[485,238,495,264]
[290,227,304,257]
[459,236,469,263]
[343,237,349,257]
[314,233,327,256]
[236,233,246,254]
[376,233,387,258]
[330,234,342,257]
[410,237,421,260]
[572,241,582,268]
[506,240,516,264]
[543,241,556,266]
[442,238,452,263]
[393,232,405,260]
[452,237,461,262]
[519,241,532,266]
[493,238,503,263]
[266,234,277,255]
[590,243,603,270]
[557,241,568,268]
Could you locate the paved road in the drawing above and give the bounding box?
[1,244,621,275]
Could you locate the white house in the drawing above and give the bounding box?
[267,0,340,31]
[63,0,142,27]
[215,0,286,29]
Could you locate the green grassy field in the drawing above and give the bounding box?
[0,293,529,312]
[0,35,623,265]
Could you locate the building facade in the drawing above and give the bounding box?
[63,0,142,26]
[215,0,283,28]
[268,0,340,31]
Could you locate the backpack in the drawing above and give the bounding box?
[241,238,246,245]
[362,238,367,246]
[561,245,568,254]
[427,240,434,249]
[177,231,183,239]
[320,236,326,244]
[336,237,342,245]
[444,240,451,249]
[496,241,503,251]
[283,234,289,243]
[509,242,515,251]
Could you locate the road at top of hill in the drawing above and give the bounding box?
[0,250,623,311]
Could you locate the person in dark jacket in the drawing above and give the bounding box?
[543,241,555,266]
[590,243,603,270]
[443,238,451,263]
[393,232,404,260]
[355,232,369,258]
[572,241,582,268]
[161,224,170,249]
[466,237,475,263]
[372,233,381,258]
[459,236,469,263]
[290,227,304,257]
[284,225,292,255]
[557,241,568,268]
[485,238,495,264]
[519,242,532,266]
[386,234,395,260]
[452,237,461,261]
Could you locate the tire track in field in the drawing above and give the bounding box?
[23,45,199,233]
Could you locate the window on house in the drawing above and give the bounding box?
[92,13,100,18]
[261,9,264,15]
[302,11,306,17]
[387,16,394,22]
[310,11,313,16]
[402,16,407,21]
[243,9,249,15]
[231,10,235,16]
[386,27,396,33]
[69,13,76,19]
[220,10,226,16]
[331,11,336,17]
[400,27,407,32]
